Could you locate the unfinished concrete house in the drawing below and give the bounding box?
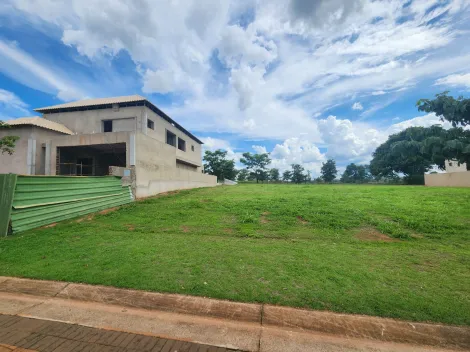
[0,95,217,198]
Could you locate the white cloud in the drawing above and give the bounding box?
[352,102,363,110]
[252,145,267,154]
[435,73,470,88]
[3,0,470,172]
[200,136,242,163]
[0,89,30,118]
[269,137,325,175]
[387,113,452,134]
[0,40,86,101]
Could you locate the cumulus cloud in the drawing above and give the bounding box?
[352,102,363,110]
[3,0,470,172]
[435,73,470,89]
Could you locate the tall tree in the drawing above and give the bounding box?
[240,152,271,183]
[369,126,445,184]
[305,170,312,183]
[321,159,337,183]
[341,163,371,183]
[417,92,470,127]
[237,169,249,182]
[0,121,19,155]
[269,168,280,182]
[282,170,292,182]
[416,92,470,166]
[203,149,238,181]
[291,164,305,184]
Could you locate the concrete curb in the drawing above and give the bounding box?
[1,276,469,350]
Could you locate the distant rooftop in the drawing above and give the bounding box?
[6,117,73,135]
[34,95,203,144]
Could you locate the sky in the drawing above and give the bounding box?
[1,0,470,176]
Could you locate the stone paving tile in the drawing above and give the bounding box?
[0,314,242,352]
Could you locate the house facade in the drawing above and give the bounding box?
[0,95,217,198]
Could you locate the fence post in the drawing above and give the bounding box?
[0,174,17,236]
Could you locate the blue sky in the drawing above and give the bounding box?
[1,0,470,175]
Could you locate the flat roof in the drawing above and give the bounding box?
[35,95,203,144]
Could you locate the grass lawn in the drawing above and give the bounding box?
[1,184,469,325]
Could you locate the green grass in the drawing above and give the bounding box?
[1,184,469,325]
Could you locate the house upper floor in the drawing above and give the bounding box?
[35,95,203,166]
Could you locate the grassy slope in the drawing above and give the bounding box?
[1,184,469,325]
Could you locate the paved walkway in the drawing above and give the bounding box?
[0,314,241,352]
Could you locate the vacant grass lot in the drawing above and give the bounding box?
[1,184,469,325]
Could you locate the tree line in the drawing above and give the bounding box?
[3,93,465,186]
[203,92,469,185]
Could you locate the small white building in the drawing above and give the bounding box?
[445,160,468,173]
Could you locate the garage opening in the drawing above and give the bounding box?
[57,143,126,176]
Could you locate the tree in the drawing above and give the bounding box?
[416,92,470,166]
[282,170,292,182]
[417,92,470,127]
[203,149,238,181]
[0,121,19,155]
[240,152,271,183]
[341,163,371,183]
[369,126,460,184]
[305,170,312,183]
[269,168,280,182]
[290,164,305,184]
[321,159,337,183]
[237,169,250,182]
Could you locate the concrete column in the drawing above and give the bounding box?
[129,133,136,166]
[45,141,51,175]
[143,111,148,135]
[26,138,36,175]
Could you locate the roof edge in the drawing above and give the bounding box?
[35,98,203,144]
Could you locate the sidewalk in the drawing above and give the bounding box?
[0,314,238,352]
[1,276,468,352]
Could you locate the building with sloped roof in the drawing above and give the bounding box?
[0,95,216,197]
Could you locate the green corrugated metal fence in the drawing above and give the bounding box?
[5,175,133,235]
[0,174,17,237]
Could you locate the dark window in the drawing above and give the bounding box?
[166,130,176,147]
[103,120,113,132]
[191,145,195,152]
[178,138,186,152]
[147,119,154,130]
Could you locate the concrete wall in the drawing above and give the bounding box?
[143,107,202,169]
[48,132,132,175]
[43,106,143,134]
[425,171,470,187]
[43,105,203,169]
[134,132,216,198]
[0,126,68,175]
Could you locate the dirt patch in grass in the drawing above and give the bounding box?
[355,227,399,242]
[42,223,57,229]
[223,228,234,234]
[155,190,181,198]
[76,215,94,223]
[260,212,270,224]
[297,216,309,225]
[181,225,190,233]
[126,224,135,231]
[99,207,120,215]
